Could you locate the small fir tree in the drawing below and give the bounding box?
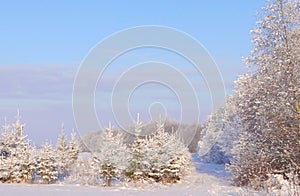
[90,123,129,186]
[37,141,58,184]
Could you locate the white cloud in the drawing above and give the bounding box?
[0,64,76,101]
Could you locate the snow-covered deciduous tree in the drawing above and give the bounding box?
[0,114,36,183]
[90,123,129,186]
[198,95,243,164]
[37,141,58,184]
[228,0,300,188]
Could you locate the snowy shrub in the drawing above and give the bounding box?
[265,174,288,191]
[65,155,99,186]
[264,173,300,195]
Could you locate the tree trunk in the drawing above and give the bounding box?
[106,176,111,186]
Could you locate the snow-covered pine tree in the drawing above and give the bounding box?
[228,0,300,188]
[56,123,69,179]
[146,120,191,183]
[127,115,147,183]
[68,129,80,167]
[37,141,58,184]
[0,119,15,183]
[90,123,129,186]
[0,113,36,183]
[56,124,80,180]
[127,137,147,183]
[62,129,80,183]
[159,128,191,183]
[144,121,167,182]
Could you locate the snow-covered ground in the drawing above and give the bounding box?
[0,154,259,196]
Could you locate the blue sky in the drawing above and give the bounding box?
[0,1,265,144]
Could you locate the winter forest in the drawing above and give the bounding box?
[0,0,300,195]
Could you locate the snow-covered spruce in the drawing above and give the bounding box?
[56,124,80,180]
[0,114,36,183]
[56,123,69,179]
[69,129,80,166]
[126,115,148,183]
[144,121,191,184]
[90,123,129,186]
[36,141,58,184]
